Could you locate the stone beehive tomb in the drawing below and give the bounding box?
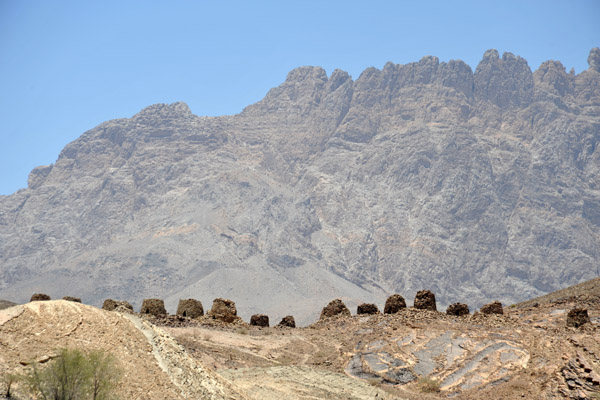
[176,299,204,318]
[140,298,167,316]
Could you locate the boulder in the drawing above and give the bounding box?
[566,308,590,328]
[480,301,503,315]
[176,299,204,318]
[356,303,379,315]
[277,315,296,328]
[140,299,167,316]
[320,299,351,320]
[414,290,437,311]
[446,303,470,316]
[30,293,51,301]
[62,296,81,303]
[208,298,238,323]
[250,314,269,327]
[384,294,407,314]
[102,299,134,312]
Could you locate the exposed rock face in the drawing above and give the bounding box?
[208,298,238,323]
[384,294,407,314]
[30,293,51,301]
[176,299,204,318]
[414,290,437,311]
[446,303,469,316]
[480,301,504,315]
[102,299,134,312]
[566,308,590,328]
[0,49,599,325]
[62,296,81,303]
[277,315,296,328]
[356,303,379,314]
[250,314,269,327]
[320,299,351,320]
[141,299,167,316]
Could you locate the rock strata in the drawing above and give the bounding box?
[102,299,134,312]
[414,290,437,311]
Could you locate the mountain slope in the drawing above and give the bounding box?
[0,49,599,325]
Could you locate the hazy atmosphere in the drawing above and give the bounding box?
[0,0,598,195]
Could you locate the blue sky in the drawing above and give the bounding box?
[1,0,598,195]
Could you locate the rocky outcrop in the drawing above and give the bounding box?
[277,315,296,328]
[566,308,590,328]
[480,301,503,315]
[208,298,238,323]
[176,299,204,318]
[141,299,167,316]
[0,49,599,326]
[320,299,351,320]
[384,294,407,314]
[62,296,81,303]
[414,290,437,311]
[446,303,469,316]
[356,303,379,315]
[250,314,269,327]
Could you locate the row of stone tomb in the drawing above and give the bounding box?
[28,289,591,328]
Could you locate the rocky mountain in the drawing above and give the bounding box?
[1,48,599,325]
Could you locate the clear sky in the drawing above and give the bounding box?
[1,0,599,195]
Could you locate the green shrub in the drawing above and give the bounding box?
[417,376,441,393]
[23,348,121,400]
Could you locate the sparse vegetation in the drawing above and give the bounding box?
[417,376,441,393]
[22,348,121,400]
[2,372,20,398]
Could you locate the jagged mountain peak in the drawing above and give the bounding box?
[1,50,599,326]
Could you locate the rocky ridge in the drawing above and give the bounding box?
[0,49,599,325]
